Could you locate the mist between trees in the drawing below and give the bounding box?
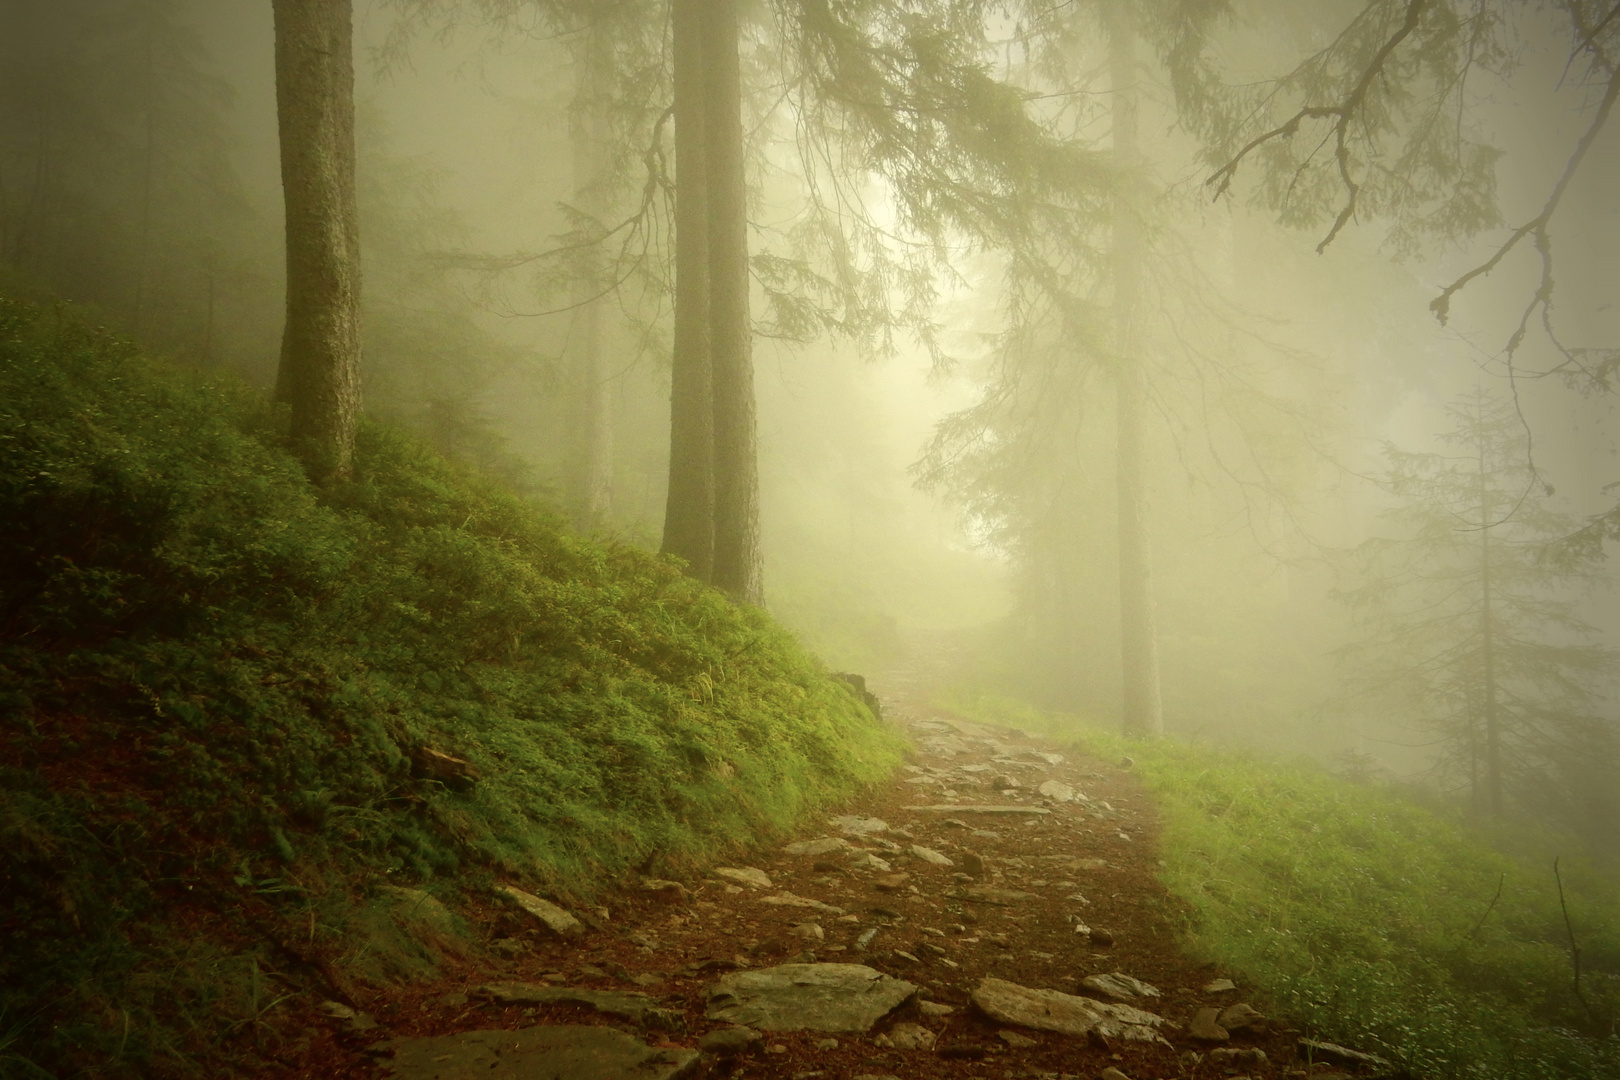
[1,0,1616,858]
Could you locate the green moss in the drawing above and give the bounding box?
[941,691,1620,1080]
[0,296,903,1076]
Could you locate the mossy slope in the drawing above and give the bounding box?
[0,296,903,1076]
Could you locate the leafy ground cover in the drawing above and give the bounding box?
[941,692,1620,1079]
[0,296,903,1077]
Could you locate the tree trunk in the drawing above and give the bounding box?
[1109,0,1164,738]
[1478,425,1502,816]
[569,22,613,532]
[272,0,362,481]
[661,0,715,581]
[702,0,762,605]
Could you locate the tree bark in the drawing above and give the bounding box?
[661,0,715,581]
[702,0,762,605]
[1109,0,1164,738]
[272,0,362,481]
[569,21,613,532]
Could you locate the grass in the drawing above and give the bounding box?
[0,295,905,1077]
[941,690,1620,1080]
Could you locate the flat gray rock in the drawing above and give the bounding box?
[1081,972,1161,1001]
[713,867,771,889]
[377,1025,698,1080]
[954,885,1040,906]
[902,804,1051,815]
[1036,780,1076,802]
[908,845,954,866]
[706,963,916,1032]
[759,892,846,915]
[494,885,583,937]
[971,977,1167,1043]
[829,815,890,835]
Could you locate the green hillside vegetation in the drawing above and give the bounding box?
[0,296,903,1077]
[945,694,1620,1080]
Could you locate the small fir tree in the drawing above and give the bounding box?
[1336,388,1617,845]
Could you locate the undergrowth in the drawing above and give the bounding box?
[941,691,1620,1080]
[0,296,904,1077]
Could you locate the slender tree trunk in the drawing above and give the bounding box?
[569,23,613,531]
[1478,431,1502,816]
[702,0,762,605]
[272,0,362,481]
[1109,0,1163,738]
[661,0,715,580]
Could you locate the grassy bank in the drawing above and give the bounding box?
[0,296,904,1077]
[943,693,1620,1079]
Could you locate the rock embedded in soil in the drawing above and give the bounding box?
[760,892,846,915]
[903,804,1051,815]
[472,984,677,1029]
[1036,780,1077,802]
[1202,977,1237,992]
[884,1022,937,1050]
[785,837,850,856]
[997,1029,1038,1048]
[830,815,890,836]
[971,977,1168,1042]
[713,867,772,889]
[1187,1007,1229,1041]
[377,1025,698,1080]
[493,885,583,937]
[697,1026,762,1057]
[1210,1046,1269,1067]
[1081,972,1161,1001]
[954,885,1039,906]
[1217,1002,1266,1032]
[908,845,953,866]
[705,963,916,1032]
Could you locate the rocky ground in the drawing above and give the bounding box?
[290,676,1397,1080]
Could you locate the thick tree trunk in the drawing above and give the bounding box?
[272,0,362,481]
[661,0,715,581]
[1109,0,1164,738]
[702,0,762,605]
[569,24,613,532]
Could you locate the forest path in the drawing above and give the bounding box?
[301,647,1322,1080]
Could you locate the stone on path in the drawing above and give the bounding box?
[882,1022,936,1050]
[1217,1002,1266,1032]
[1036,780,1076,802]
[784,837,850,856]
[473,984,677,1029]
[954,885,1040,906]
[760,892,846,915]
[697,1026,761,1057]
[1188,1007,1229,1041]
[376,1025,698,1080]
[713,867,771,889]
[1081,972,1161,1001]
[706,963,916,1032]
[830,815,889,836]
[997,1029,1038,1048]
[1099,1068,1133,1080]
[908,845,953,866]
[1202,977,1237,992]
[493,885,583,937]
[872,872,910,892]
[903,804,1051,815]
[971,977,1168,1043]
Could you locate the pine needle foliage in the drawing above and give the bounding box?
[0,295,902,1076]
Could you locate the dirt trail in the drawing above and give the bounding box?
[296,653,1329,1080]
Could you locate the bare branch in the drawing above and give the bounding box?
[1206,0,1428,256]
[1430,59,1620,328]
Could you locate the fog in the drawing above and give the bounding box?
[2,0,1616,858]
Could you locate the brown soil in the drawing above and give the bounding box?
[286,672,1337,1080]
